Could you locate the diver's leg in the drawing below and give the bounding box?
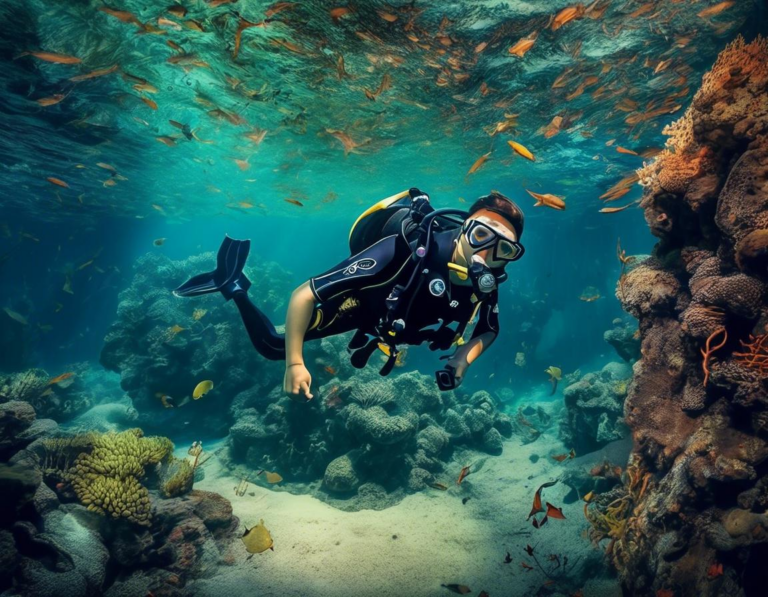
[231,291,286,361]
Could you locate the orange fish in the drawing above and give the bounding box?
[37,94,67,107]
[545,502,566,520]
[528,480,557,519]
[156,136,177,147]
[467,151,491,176]
[551,453,569,462]
[616,146,639,156]
[69,64,119,82]
[526,189,566,211]
[509,33,537,57]
[521,562,534,571]
[17,51,81,64]
[46,177,69,188]
[48,372,74,385]
[457,466,471,485]
[324,365,337,375]
[140,96,158,110]
[698,1,734,18]
[284,198,304,207]
[429,482,448,491]
[551,5,585,30]
[98,7,143,26]
[325,129,364,156]
[600,201,639,214]
[330,7,352,20]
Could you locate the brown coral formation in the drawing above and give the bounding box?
[605,36,768,596]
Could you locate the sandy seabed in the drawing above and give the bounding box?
[187,433,622,597]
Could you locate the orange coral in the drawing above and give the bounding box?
[701,327,727,387]
[733,334,768,373]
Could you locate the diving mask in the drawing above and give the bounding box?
[462,218,525,262]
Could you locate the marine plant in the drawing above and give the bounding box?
[733,334,768,374]
[67,428,174,526]
[584,460,652,570]
[159,457,194,498]
[41,432,98,472]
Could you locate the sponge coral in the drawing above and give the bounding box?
[68,429,173,526]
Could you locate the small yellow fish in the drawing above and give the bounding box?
[258,470,283,484]
[46,177,69,188]
[545,366,562,380]
[507,140,535,161]
[192,308,207,321]
[467,151,492,176]
[242,519,274,553]
[169,324,186,336]
[193,379,214,400]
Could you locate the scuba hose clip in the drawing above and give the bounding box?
[468,260,497,298]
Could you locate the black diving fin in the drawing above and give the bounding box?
[173,235,251,300]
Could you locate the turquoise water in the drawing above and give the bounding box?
[1,1,765,596]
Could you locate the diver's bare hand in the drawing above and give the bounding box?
[284,363,314,401]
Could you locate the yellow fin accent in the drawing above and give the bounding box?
[348,189,410,242]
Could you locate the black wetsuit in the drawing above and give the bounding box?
[231,216,500,367]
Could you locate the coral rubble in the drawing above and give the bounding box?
[601,36,768,596]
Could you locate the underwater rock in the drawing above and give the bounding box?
[603,322,640,362]
[560,363,630,454]
[99,251,293,435]
[0,399,36,458]
[346,404,419,445]
[481,428,504,455]
[323,451,363,494]
[597,36,768,597]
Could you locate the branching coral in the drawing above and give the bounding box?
[585,461,653,570]
[734,334,768,374]
[68,429,173,525]
[701,328,728,387]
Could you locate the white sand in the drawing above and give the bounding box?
[190,433,622,597]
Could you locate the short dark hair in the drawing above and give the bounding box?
[468,191,525,240]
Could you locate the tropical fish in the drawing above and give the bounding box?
[324,365,337,375]
[168,324,186,337]
[707,562,724,579]
[551,453,569,462]
[430,482,448,491]
[48,371,74,385]
[528,480,557,520]
[284,198,304,207]
[521,562,534,571]
[616,146,639,156]
[698,1,735,18]
[245,129,268,145]
[467,151,491,176]
[325,129,365,156]
[545,502,566,520]
[545,366,562,395]
[509,33,537,57]
[3,308,28,325]
[193,380,214,399]
[141,97,158,110]
[440,585,471,595]
[156,136,176,147]
[16,51,81,64]
[46,177,69,188]
[155,393,174,408]
[98,6,143,26]
[257,470,283,484]
[192,308,207,321]
[242,519,274,553]
[153,238,166,246]
[457,466,471,485]
[507,140,535,161]
[600,201,639,213]
[36,94,67,107]
[551,5,586,30]
[527,190,565,211]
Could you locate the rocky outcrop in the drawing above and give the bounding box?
[589,36,768,597]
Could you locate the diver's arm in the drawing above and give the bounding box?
[283,282,316,400]
[436,295,499,390]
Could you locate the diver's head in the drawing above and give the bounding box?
[453,191,525,270]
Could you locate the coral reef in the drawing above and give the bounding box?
[560,363,631,454]
[68,429,173,526]
[223,342,512,506]
[0,364,109,423]
[99,251,295,436]
[0,401,238,596]
[608,36,768,596]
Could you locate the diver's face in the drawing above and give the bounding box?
[455,209,520,269]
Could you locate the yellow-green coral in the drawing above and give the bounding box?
[67,429,174,526]
[159,458,194,498]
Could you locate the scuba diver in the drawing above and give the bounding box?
[174,188,525,401]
